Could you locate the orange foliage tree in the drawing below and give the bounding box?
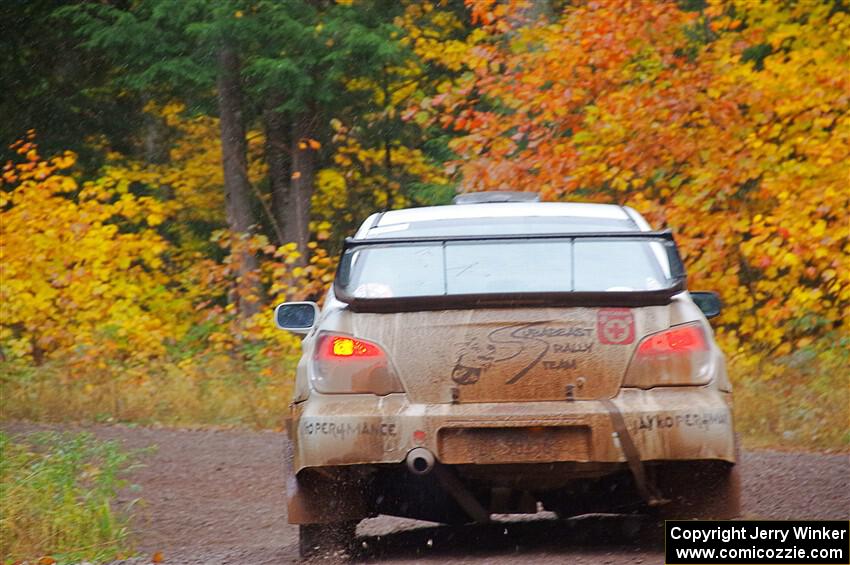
[421,0,849,389]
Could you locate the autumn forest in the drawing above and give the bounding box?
[1,0,848,448]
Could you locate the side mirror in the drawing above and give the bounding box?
[691,291,722,319]
[274,302,319,334]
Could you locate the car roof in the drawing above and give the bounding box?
[354,202,650,239]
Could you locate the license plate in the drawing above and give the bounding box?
[437,426,591,465]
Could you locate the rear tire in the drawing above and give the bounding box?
[298,520,357,559]
[654,460,741,520]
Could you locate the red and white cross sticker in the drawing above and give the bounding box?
[597,308,635,345]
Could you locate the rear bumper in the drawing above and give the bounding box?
[288,386,735,474]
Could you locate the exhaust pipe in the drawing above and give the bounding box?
[405,447,435,475]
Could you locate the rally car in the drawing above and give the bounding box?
[276,193,740,557]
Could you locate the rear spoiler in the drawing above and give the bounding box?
[333,230,687,313]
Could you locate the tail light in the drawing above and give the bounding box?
[622,323,713,388]
[311,333,404,395]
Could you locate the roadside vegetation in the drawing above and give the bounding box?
[0,431,138,564]
[1,359,294,429]
[734,359,849,450]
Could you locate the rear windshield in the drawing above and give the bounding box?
[337,237,676,299]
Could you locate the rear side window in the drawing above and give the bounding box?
[340,237,676,299]
[346,245,443,298]
[573,241,667,291]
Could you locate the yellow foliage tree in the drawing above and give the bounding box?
[1,135,191,364]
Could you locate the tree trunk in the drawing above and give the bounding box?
[140,95,170,164]
[286,113,317,263]
[263,96,290,245]
[384,135,394,209]
[217,45,260,318]
[382,69,394,210]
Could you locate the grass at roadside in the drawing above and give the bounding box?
[0,356,295,429]
[732,370,849,451]
[0,431,138,564]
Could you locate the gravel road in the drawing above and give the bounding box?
[5,424,848,565]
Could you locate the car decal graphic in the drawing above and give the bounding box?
[451,321,595,386]
[597,308,635,345]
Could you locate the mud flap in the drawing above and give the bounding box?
[654,460,741,520]
[601,399,668,507]
[284,418,368,524]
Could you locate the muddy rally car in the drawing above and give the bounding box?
[276,193,740,557]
